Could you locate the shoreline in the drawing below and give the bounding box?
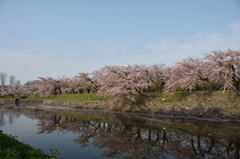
[0,131,53,159]
[1,102,240,122]
[1,91,240,120]
[32,104,240,123]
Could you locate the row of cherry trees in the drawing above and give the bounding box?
[1,49,240,105]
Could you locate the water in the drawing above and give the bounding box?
[0,106,240,159]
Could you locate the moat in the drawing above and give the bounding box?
[0,106,240,159]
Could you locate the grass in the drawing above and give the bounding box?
[152,91,190,103]
[0,131,54,159]
[0,96,15,101]
[1,93,106,103]
[39,93,113,110]
[26,93,106,102]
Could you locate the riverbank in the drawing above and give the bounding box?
[0,131,53,159]
[144,91,240,119]
[1,91,240,119]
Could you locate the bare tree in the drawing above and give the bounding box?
[16,80,21,87]
[9,75,16,87]
[0,72,7,86]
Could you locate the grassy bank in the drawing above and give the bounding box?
[40,93,114,110]
[1,91,240,119]
[27,93,106,101]
[0,93,108,107]
[0,131,53,159]
[143,91,240,119]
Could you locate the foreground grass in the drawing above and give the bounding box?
[0,131,53,159]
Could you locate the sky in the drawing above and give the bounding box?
[0,0,240,83]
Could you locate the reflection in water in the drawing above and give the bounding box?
[0,113,5,127]
[0,107,240,159]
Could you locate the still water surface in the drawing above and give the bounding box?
[0,106,240,159]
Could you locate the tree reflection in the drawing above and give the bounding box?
[0,107,239,159]
[0,113,5,127]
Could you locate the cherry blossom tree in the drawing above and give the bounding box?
[72,73,97,93]
[94,65,151,106]
[164,58,212,92]
[206,49,240,92]
[59,78,75,94]
[35,77,63,96]
[23,80,39,95]
[148,64,170,92]
[58,74,97,94]
[0,86,7,96]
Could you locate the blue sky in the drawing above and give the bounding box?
[0,0,240,83]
